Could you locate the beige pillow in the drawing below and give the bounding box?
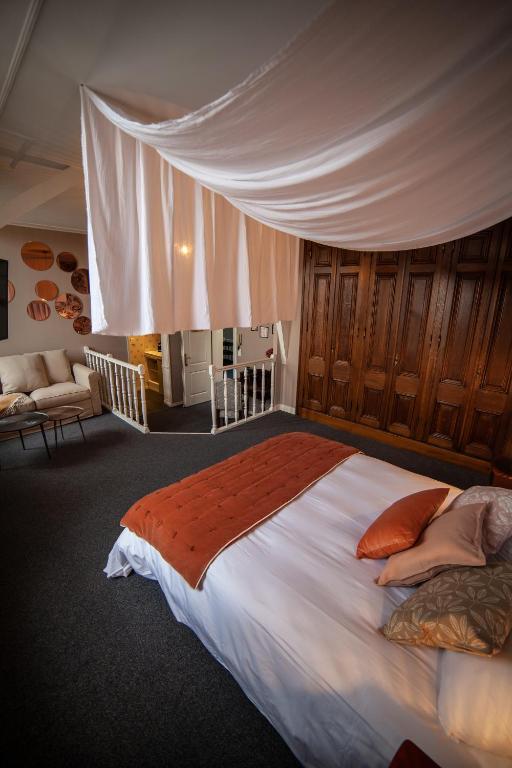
[382,562,512,656]
[376,502,486,586]
[40,349,73,384]
[0,353,49,394]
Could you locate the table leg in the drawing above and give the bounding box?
[60,420,65,440]
[54,420,58,447]
[40,424,51,460]
[77,416,86,442]
[19,430,26,450]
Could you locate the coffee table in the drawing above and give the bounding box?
[44,405,86,446]
[0,411,51,469]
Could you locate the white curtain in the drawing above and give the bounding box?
[81,0,512,335]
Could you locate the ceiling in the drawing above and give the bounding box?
[0,0,327,233]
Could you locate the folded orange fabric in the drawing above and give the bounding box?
[356,487,449,560]
[122,432,359,588]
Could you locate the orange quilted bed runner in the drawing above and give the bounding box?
[121,432,359,588]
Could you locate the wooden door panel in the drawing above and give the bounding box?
[440,272,484,385]
[327,265,364,419]
[387,262,438,438]
[302,271,332,410]
[425,222,499,452]
[429,401,463,450]
[365,273,397,372]
[358,264,401,429]
[462,257,512,458]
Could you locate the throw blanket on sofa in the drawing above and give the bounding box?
[0,393,27,417]
[121,432,359,588]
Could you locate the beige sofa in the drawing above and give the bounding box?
[0,349,102,419]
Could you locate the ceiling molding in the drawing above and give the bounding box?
[0,165,82,229]
[12,220,87,235]
[0,0,44,117]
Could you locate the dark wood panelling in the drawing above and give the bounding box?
[424,224,499,452]
[297,219,512,466]
[357,256,403,430]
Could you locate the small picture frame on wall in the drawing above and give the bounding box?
[251,325,258,331]
[259,325,269,339]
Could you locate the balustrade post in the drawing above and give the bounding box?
[270,358,275,411]
[209,364,217,434]
[107,354,116,410]
[138,364,148,429]
[261,363,266,413]
[243,367,248,419]
[223,371,229,426]
[252,365,257,416]
[126,368,134,419]
[233,367,239,423]
[114,363,121,413]
[120,364,128,415]
[131,369,139,422]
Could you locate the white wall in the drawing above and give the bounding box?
[0,225,127,363]
[275,248,304,411]
[237,326,274,364]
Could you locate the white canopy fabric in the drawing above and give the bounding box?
[81,0,512,335]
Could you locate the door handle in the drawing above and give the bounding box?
[184,354,190,367]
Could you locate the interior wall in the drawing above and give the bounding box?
[0,225,127,363]
[169,332,183,404]
[275,245,304,411]
[237,326,274,364]
[127,334,160,367]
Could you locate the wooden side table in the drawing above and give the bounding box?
[491,457,512,490]
[43,406,86,447]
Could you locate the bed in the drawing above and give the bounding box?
[105,450,511,768]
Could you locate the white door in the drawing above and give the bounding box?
[182,330,212,406]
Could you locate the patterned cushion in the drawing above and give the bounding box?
[382,563,512,656]
[450,486,512,555]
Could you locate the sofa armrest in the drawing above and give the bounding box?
[73,363,102,416]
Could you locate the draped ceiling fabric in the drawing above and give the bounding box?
[81,0,512,335]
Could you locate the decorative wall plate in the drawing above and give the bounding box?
[55,293,83,319]
[73,315,92,335]
[56,252,78,272]
[21,241,54,271]
[71,268,90,294]
[36,280,59,301]
[7,280,15,302]
[27,300,51,321]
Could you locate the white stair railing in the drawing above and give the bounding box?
[84,346,149,433]
[208,356,275,434]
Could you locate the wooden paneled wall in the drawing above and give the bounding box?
[297,219,512,469]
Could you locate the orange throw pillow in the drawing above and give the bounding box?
[356,487,449,559]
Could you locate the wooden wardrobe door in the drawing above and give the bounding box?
[326,250,370,421]
[423,225,500,452]
[385,247,443,439]
[355,253,405,430]
[461,222,512,459]
[298,242,336,412]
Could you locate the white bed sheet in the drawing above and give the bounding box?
[105,453,511,768]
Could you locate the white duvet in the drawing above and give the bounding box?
[105,453,511,768]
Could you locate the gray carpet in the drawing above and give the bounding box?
[148,401,213,433]
[1,411,488,768]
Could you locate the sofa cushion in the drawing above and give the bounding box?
[40,349,73,385]
[30,382,91,410]
[0,353,49,394]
